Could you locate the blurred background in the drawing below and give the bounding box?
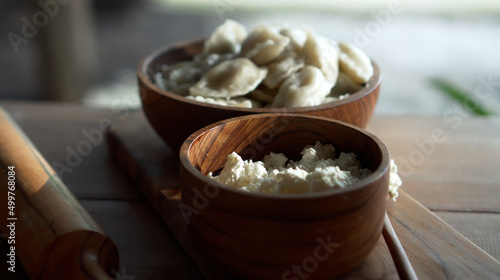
[1,0,499,115]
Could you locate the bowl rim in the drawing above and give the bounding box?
[179,113,391,200]
[137,38,382,112]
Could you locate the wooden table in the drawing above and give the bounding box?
[1,101,499,279]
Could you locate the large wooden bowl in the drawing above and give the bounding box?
[138,39,382,151]
[179,114,390,279]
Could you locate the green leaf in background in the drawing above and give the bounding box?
[429,78,494,116]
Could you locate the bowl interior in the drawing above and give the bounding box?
[185,114,388,195]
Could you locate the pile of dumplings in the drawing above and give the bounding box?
[154,20,374,108]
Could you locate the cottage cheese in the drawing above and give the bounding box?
[209,141,402,198]
[388,159,402,200]
[210,142,362,194]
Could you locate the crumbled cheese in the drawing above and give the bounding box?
[209,141,403,199]
[209,142,371,194]
[388,159,402,200]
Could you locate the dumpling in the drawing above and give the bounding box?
[193,52,236,71]
[156,53,235,96]
[329,72,363,97]
[279,27,307,52]
[240,26,290,66]
[266,24,307,52]
[185,95,261,108]
[189,58,268,98]
[263,48,305,89]
[203,19,248,54]
[156,62,203,96]
[159,61,203,86]
[321,94,350,104]
[338,42,373,84]
[303,30,339,84]
[271,66,333,108]
[247,85,278,103]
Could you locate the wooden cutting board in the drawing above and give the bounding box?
[106,111,500,279]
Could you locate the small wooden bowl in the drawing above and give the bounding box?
[179,114,390,279]
[138,39,382,151]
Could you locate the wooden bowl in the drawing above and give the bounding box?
[138,39,382,151]
[179,114,390,279]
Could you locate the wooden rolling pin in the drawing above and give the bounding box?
[0,107,118,280]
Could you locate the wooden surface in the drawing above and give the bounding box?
[0,107,118,280]
[107,110,500,279]
[0,101,499,280]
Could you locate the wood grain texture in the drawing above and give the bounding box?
[0,107,118,280]
[138,39,381,151]
[178,113,390,279]
[106,111,500,279]
[435,211,500,261]
[3,103,499,279]
[367,116,500,212]
[0,199,206,280]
